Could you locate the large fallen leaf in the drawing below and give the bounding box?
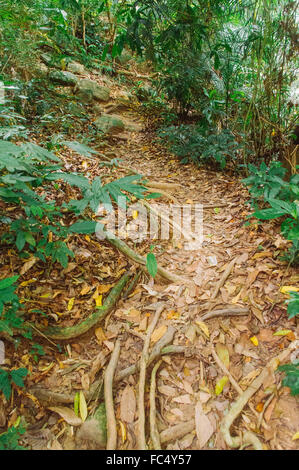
[120,385,136,423]
[79,391,88,422]
[151,325,167,344]
[48,406,82,426]
[20,257,37,275]
[195,401,214,448]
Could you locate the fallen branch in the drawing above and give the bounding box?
[200,306,249,321]
[160,419,195,444]
[138,304,164,450]
[30,272,131,340]
[220,342,297,450]
[150,360,162,450]
[211,343,243,394]
[104,340,121,450]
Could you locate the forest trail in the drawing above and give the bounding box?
[14,74,298,451]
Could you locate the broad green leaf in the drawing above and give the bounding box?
[146,253,158,278]
[0,276,19,290]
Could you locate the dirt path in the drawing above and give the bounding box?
[22,98,299,451]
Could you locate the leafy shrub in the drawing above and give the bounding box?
[0,424,27,450]
[0,276,28,338]
[279,363,299,396]
[158,125,240,169]
[243,162,299,264]
[0,367,28,400]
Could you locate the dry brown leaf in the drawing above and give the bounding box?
[20,257,37,275]
[151,325,167,344]
[81,373,90,391]
[158,385,177,397]
[48,406,82,426]
[195,401,214,448]
[172,394,192,404]
[120,385,136,423]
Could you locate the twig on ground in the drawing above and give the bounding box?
[200,306,249,321]
[104,340,121,450]
[210,343,243,394]
[137,304,164,450]
[210,257,238,301]
[150,360,162,450]
[160,419,195,444]
[220,341,297,450]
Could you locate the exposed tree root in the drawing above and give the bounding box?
[160,419,195,444]
[104,339,121,450]
[150,360,162,450]
[30,272,131,340]
[200,306,249,321]
[220,342,297,450]
[115,325,176,382]
[29,328,178,405]
[138,304,164,450]
[104,230,187,284]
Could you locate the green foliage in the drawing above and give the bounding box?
[0,276,28,337]
[146,252,158,279]
[244,163,299,265]
[0,424,27,450]
[0,367,28,400]
[158,125,240,169]
[286,292,299,320]
[279,363,299,396]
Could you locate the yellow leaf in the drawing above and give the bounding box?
[151,325,167,344]
[250,336,259,346]
[67,297,75,311]
[95,295,102,307]
[292,431,299,441]
[215,343,230,368]
[280,286,299,294]
[40,292,51,298]
[215,376,229,395]
[132,210,138,220]
[48,231,53,242]
[196,321,210,339]
[85,235,90,242]
[80,284,91,296]
[98,284,113,294]
[119,421,127,443]
[273,329,292,336]
[252,251,272,260]
[256,402,264,413]
[20,279,37,287]
[79,391,88,422]
[166,310,180,320]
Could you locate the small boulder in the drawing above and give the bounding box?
[49,70,78,86]
[75,79,110,103]
[95,114,125,135]
[67,62,85,75]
